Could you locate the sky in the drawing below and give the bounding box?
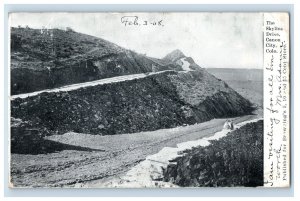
[10,12,264,69]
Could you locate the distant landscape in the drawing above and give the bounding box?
[207,68,263,108]
[10,27,263,188]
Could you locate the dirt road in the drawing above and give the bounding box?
[10,113,259,188]
[10,70,174,100]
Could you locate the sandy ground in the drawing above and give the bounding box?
[10,113,260,188]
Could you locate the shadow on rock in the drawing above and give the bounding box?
[11,127,105,155]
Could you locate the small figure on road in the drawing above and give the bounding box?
[223,119,234,130]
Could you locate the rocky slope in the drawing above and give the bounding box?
[163,120,264,187]
[206,68,264,108]
[11,27,183,95]
[10,27,257,157]
[11,69,255,154]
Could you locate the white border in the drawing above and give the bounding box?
[1,0,298,200]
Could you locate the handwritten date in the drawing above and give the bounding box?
[121,16,164,27]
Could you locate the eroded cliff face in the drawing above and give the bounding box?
[11,70,254,141]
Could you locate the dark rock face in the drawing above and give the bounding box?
[11,118,103,154]
[11,62,100,95]
[11,71,254,140]
[163,120,264,187]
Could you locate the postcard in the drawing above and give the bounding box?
[8,12,290,188]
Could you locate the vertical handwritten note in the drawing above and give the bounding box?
[264,13,290,187]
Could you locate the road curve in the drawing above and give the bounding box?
[10,70,174,100]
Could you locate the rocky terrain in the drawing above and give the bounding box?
[10,27,261,188]
[163,49,202,71]
[206,68,263,108]
[10,115,258,187]
[11,27,185,95]
[11,69,255,155]
[163,120,263,187]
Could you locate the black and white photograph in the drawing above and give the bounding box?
[8,12,289,188]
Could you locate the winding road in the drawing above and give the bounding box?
[10,70,174,100]
[11,113,260,187]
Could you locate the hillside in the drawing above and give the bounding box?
[206,68,263,107]
[11,69,255,154]
[10,26,260,188]
[10,27,183,95]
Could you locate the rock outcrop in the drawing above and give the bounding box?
[162,49,202,71]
